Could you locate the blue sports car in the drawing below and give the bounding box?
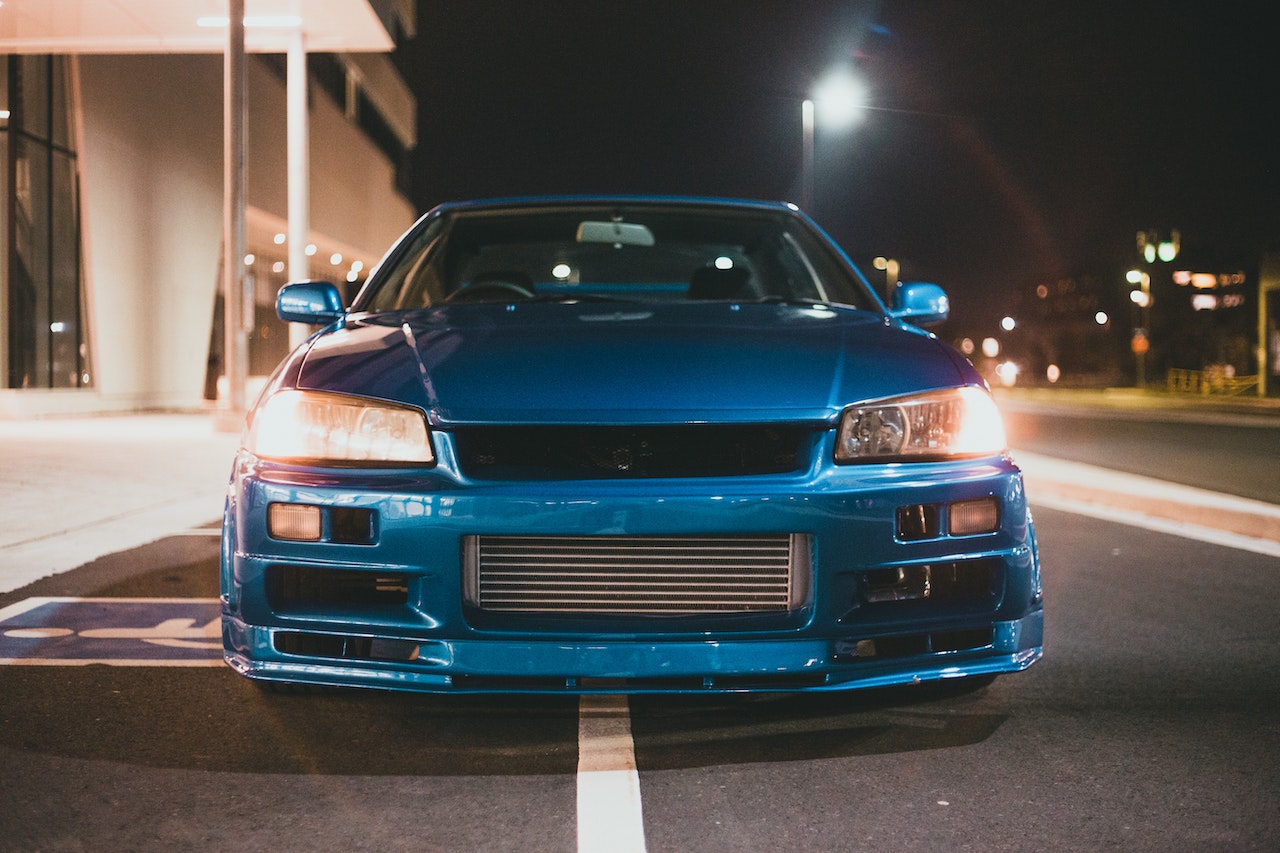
[221,197,1042,694]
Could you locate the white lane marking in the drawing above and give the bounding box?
[0,597,58,622]
[1014,450,1280,520]
[0,596,222,620]
[2,627,75,639]
[1030,493,1280,558]
[578,694,646,853]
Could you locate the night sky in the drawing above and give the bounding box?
[400,1,1280,332]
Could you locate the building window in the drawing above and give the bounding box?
[2,55,89,390]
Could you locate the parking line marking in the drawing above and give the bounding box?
[0,657,223,667]
[578,694,646,853]
[0,597,224,666]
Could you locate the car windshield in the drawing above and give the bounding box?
[357,203,881,312]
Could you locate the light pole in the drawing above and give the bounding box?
[801,99,815,211]
[873,256,899,301]
[1127,269,1152,387]
[221,0,248,425]
[1126,230,1178,389]
[1260,255,1280,397]
[798,69,867,211]
[287,26,312,350]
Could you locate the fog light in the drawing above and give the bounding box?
[949,497,1000,535]
[268,503,322,541]
[897,504,941,541]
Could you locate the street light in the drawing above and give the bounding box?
[1127,269,1151,307]
[800,68,867,210]
[1126,269,1152,387]
[873,256,899,300]
[811,71,869,130]
[1127,230,1179,389]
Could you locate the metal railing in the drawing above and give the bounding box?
[1167,368,1260,396]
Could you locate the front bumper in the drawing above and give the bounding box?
[221,451,1043,694]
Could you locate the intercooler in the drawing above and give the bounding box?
[464,534,809,615]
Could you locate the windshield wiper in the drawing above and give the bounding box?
[752,295,832,307]
[526,293,637,304]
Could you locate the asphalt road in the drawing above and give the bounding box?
[1001,402,1280,504]
[2,402,1278,850]
[2,497,1278,850]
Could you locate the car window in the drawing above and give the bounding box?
[359,204,878,311]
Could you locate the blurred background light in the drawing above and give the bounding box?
[811,68,868,130]
[995,361,1019,386]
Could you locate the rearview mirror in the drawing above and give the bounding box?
[889,281,949,327]
[277,280,345,324]
[576,220,655,247]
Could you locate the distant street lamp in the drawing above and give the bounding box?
[873,256,899,301]
[800,69,867,210]
[1128,230,1179,388]
[1127,269,1153,387]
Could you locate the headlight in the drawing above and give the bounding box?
[835,386,1006,463]
[245,390,434,465]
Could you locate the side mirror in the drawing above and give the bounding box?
[889,281,949,327]
[277,280,345,324]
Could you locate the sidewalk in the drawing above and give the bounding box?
[0,412,241,594]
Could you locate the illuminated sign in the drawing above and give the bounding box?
[1173,270,1246,288]
[1173,270,1246,310]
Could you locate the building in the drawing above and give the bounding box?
[0,0,418,417]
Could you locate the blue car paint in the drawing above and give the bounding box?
[221,197,1043,694]
[296,303,963,426]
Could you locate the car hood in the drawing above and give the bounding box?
[293,303,968,426]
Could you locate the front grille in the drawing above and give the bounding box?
[452,425,809,479]
[466,534,807,615]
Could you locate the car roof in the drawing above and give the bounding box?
[426,195,804,217]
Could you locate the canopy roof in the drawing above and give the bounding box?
[0,0,396,54]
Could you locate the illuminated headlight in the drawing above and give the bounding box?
[245,390,434,464]
[835,386,1006,463]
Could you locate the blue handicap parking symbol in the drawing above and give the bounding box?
[0,597,223,666]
